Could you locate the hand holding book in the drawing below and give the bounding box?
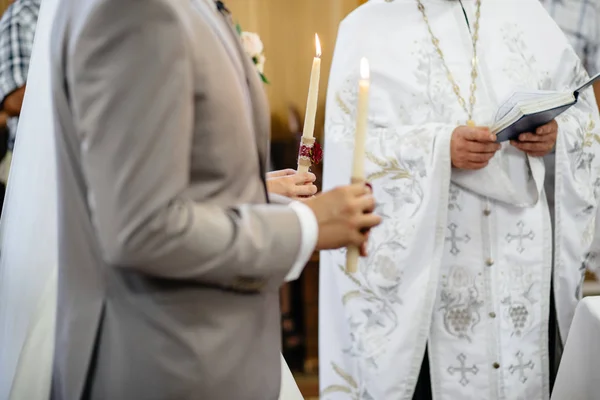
[509,119,558,157]
[492,72,600,142]
[450,126,501,170]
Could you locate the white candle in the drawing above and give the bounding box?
[297,34,322,174]
[346,58,370,274]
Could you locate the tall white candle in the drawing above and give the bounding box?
[346,58,370,274]
[297,34,322,174]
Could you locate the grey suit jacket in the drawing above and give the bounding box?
[50,0,303,399]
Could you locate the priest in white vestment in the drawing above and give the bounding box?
[320,0,600,399]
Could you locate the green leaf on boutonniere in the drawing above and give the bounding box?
[260,73,269,84]
[235,23,242,35]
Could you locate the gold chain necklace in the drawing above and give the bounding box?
[416,0,482,125]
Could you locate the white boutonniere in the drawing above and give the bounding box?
[236,24,268,84]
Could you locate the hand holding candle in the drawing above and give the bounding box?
[346,58,371,274]
[297,34,322,174]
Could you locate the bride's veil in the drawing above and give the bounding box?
[0,0,59,398]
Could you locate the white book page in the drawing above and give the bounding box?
[494,90,559,123]
[521,92,575,114]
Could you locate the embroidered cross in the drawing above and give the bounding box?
[446,223,470,255]
[447,353,478,387]
[505,221,534,253]
[508,351,534,383]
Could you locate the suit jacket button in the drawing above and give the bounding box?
[234,276,265,291]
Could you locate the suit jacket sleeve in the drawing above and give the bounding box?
[268,192,294,205]
[67,0,305,290]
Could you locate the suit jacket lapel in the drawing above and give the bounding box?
[191,0,245,82]
[193,0,271,177]
[228,29,271,172]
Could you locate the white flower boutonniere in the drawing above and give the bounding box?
[236,24,268,84]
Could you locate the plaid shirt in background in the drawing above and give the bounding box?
[0,0,40,151]
[542,0,600,75]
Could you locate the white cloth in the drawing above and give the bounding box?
[280,354,306,400]
[319,1,600,399]
[0,0,58,397]
[551,296,600,400]
[0,0,304,399]
[287,201,318,282]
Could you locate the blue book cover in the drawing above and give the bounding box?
[493,72,600,143]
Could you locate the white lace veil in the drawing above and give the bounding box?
[0,0,59,398]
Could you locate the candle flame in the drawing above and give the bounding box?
[360,57,370,80]
[315,33,322,58]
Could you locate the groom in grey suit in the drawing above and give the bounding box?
[49,0,381,399]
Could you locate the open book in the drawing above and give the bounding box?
[491,72,600,142]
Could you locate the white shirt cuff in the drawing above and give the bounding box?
[285,201,318,282]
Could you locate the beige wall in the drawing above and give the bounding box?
[0,0,12,12]
[0,0,11,13]
[226,0,362,140]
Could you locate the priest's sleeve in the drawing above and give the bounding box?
[549,47,600,339]
[324,19,456,216]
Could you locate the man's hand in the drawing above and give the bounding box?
[304,183,381,253]
[3,86,25,117]
[451,126,500,170]
[0,111,8,129]
[510,120,558,157]
[266,169,317,199]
